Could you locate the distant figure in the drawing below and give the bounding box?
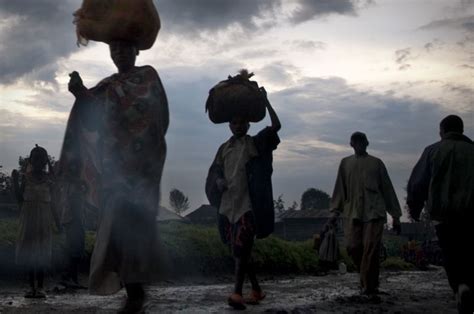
[60,39,169,313]
[206,88,281,310]
[329,132,401,296]
[11,145,60,299]
[407,115,474,313]
[58,159,86,288]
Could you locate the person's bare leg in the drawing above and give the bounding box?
[247,260,261,292]
[234,257,246,295]
[228,257,246,310]
[247,259,266,304]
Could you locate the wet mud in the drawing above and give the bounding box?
[0,267,456,313]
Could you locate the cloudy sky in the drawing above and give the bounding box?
[0,0,473,218]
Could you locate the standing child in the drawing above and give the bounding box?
[206,87,281,310]
[12,145,60,298]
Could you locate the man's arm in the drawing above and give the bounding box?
[327,161,346,226]
[253,88,282,154]
[261,87,281,132]
[330,161,346,215]
[406,146,434,221]
[379,161,402,234]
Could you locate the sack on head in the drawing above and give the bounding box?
[206,69,267,124]
[74,0,160,50]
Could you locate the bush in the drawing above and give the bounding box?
[0,218,18,247]
[158,222,321,276]
[253,237,319,274]
[381,257,415,271]
[158,222,233,275]
[383,235,405,257]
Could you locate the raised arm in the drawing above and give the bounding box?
[68,71,88,99]
[68,71,101,131]
[260,87,281,132]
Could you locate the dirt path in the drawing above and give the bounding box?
[0,268,457,313]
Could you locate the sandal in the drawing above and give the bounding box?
[228,293,246,310]
[246,290,266,305]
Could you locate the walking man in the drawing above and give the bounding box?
[407,115,474,313]
[329,132,402,296]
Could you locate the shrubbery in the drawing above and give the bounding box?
[158,222,321,276]
[1,219,426,278]
[1,220,326,277]
[381,257,415,271]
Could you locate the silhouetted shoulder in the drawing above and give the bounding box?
[137,65,159,77]
[366,154,383,164]
[420,141,442,159]
[341,155,355,163]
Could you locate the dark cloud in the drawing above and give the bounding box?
[0,0,368,84]
[457,34,474,47]
[156,0,282,34]
[0,0,78,84]
[157,0,369,34]
[419,15,474,32]
[424,38,444,52]
[289,0,356,24]
[273,76,450,153]
[459,64,474,69]
[442,83,474,109]
[290,40,327,50]
[394,48,412,70]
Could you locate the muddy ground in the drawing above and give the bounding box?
[0,267,457,313]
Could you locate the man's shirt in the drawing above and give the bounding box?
[331,154,402,222]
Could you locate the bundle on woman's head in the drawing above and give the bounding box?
[230,69,254,80]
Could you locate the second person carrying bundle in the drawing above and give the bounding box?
[206,69,267,124]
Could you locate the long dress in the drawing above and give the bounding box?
[58,65,169,295]
[15,174,54,269]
